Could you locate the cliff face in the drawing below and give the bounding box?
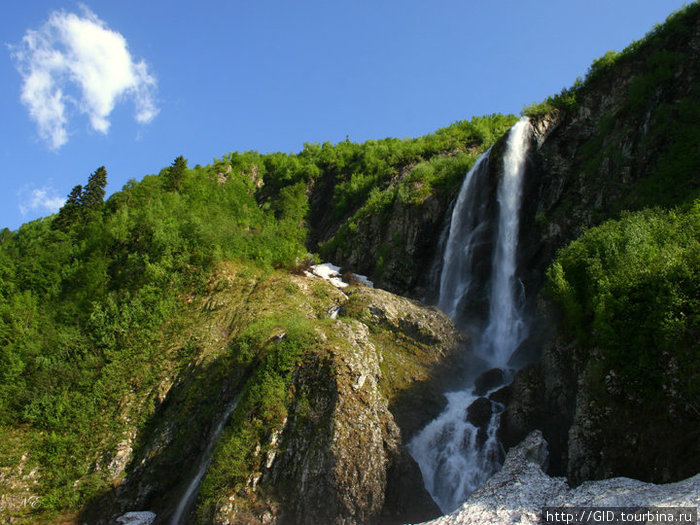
[303,4,700,499]
[304,116,519,299]
[172,8,700,521]
[319,191,448,298]
[82,265,464,525]
[500,5,700,487]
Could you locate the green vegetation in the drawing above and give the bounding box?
[319,114,518,264]
[0,111,517,521]
[521,80,581,118]
[195,315,314,521]
[331,114,518,214]
[522,3,700,118]
[0,158,309,518]
[545,203,699,408]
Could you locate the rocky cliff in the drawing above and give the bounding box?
[499,3,700,488]
[80,264,465,525]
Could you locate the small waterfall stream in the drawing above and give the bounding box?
[170,394,242,525]
[409,118,531,513]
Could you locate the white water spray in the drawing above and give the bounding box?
[409,118,531,513]
[437,152,491,320]
[480,118,530,367]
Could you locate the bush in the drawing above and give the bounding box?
[545,203,700,404]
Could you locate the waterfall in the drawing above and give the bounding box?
[437,151,491,320]
[409,117,531,513]
[170,394,241,525]
[480,117,530,367]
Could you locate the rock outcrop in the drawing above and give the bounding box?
[415,431,700,525]
[87,265,464,525]
[500,5,700,487]
[209,281,464,525]
[315,188,452,298]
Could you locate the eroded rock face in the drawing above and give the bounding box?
[501,9,700,488]
[415,431,700,525]
[263,320,397,525]
[253,285,464,525]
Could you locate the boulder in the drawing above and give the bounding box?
[465,397,492,430]
[473,368,505,396]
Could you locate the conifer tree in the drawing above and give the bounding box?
[164,156,187,191]
[81,166,107,212]
[52,184,83,232]
[52,166,107,232]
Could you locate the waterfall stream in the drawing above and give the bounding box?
[170,394,242,525]
[409,118,531,513]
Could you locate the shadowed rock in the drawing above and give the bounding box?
[416,431,700,525]
[473,368,505,396]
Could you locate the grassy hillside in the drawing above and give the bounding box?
[0,115,509,522]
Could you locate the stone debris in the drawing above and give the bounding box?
[413,430,700,525]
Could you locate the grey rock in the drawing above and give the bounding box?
[115,511,156,525]
[473,368,505,396]
[413,431,700,525]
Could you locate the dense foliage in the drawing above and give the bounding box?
[0,160,308,515]
[318,114,518,266]
[0,113,515,519]
[546,203,699,408]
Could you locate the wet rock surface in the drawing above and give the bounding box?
[465,397,492,430]
[414,431,700,525]
[473,368,505,396]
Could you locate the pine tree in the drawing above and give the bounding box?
[81,166,107,212]
[52,184,83,232]
[164,156,187,191]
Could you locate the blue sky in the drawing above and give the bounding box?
[1,1,690,231]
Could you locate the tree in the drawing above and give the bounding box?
[81,166,107,213]
[52,166,107,232]
[164,156,187,191]
[52,184,83,232]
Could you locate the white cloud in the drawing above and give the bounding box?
[10,7,158,150]
[18,186,66,216]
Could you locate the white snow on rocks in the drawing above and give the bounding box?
[305,262,374,289]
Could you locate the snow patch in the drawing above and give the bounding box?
[305,263,374,289]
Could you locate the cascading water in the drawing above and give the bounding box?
[170,394,241,525]
[480,117,530,367]
[437,151,492,320]
[409,117,531,513]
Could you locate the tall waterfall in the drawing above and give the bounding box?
[480,117,530,367]
[409,118,531,513]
